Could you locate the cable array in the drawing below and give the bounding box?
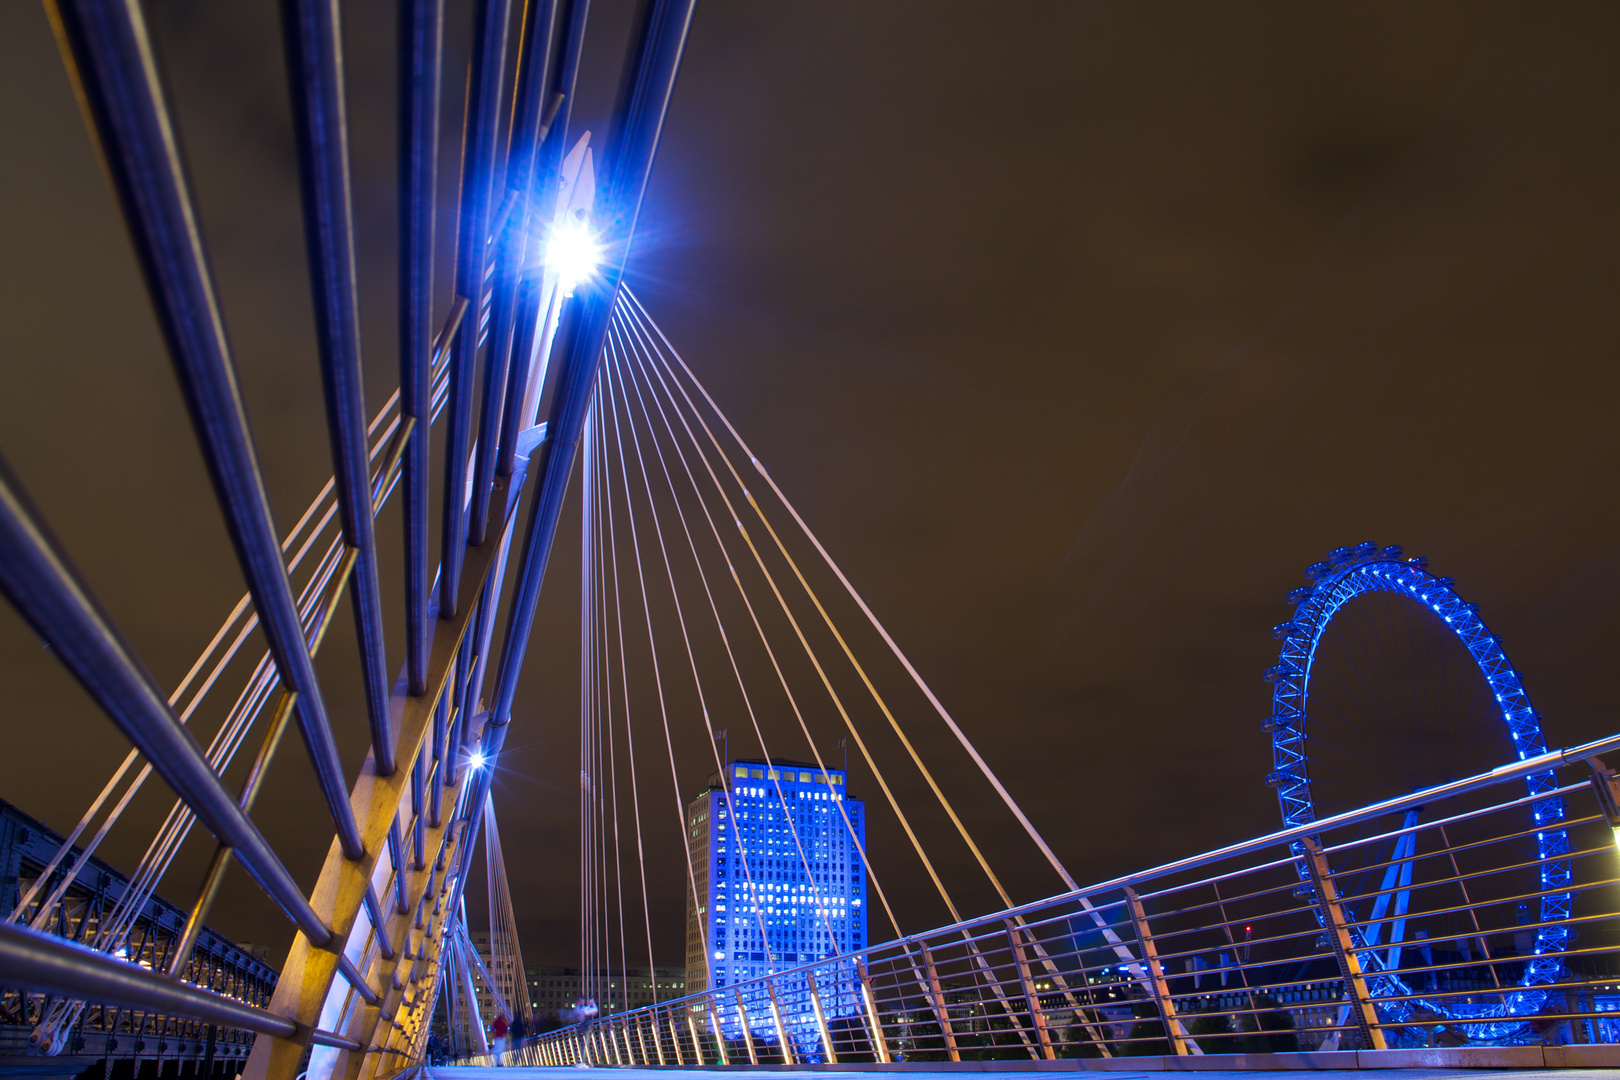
[11,322,464,1053]
[573,290,1076,1022]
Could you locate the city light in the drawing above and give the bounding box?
[544,219,600,293]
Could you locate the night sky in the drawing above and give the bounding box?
[2,2,1618,970]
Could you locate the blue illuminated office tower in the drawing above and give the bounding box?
[684,759,865,1052]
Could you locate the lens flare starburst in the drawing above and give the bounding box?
[544,219,600,293]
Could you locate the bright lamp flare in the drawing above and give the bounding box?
[544,219,600,292]
[469,750,486,770]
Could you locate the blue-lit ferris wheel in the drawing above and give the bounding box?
[1264,542,1571,1045]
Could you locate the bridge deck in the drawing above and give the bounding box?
[421,1068,1610,1079]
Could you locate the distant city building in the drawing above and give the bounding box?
[465,943,686,1025]
[0,798,274,1073]
[683,759,866,1056]
[525,965,686,1018]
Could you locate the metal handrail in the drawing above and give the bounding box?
[490,733,1620,1065]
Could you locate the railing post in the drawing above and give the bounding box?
[651,1010,667,1065]
[666,1008,685,1066]
[1122,889,1187,1056]
[1302,836,1387,1051]
[686,1006,707,1064]
[735,991,759,1065]
[920,945,961,1062]
[636,1013,653,1065]
[765,979,796,1064]
[807,970,839,1063]
[1006,920,1058,1059]
[857,960,893,1064]
[707,998,729,1065]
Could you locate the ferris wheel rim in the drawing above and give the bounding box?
[1263,542,1572,1038]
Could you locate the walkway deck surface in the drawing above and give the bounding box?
[422,1068,1620,1080]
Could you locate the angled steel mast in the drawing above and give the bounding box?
[4,0,697,1077]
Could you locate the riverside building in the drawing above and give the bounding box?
[683,759,867,1057]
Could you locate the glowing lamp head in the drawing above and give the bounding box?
[469,750,487,771]
[544,218,600,293]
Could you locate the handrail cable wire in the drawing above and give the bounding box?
[14,342,458,939]
[618,317,1033,1062]
[619,296,1010,912]
[598,412,633,1016]
[604,323,853,952]
[602,349,775,989]
[611,315,1004,1043]
[606,333,845,985]
[623,286,1080,898]
[598,407,661,987]
[604,335,812,984]
[582,396,601,1008]
[622,294,1169,1039]
[623,297,1201,1048]
[592,385,713,993]
[616,300,1110,1053]
[612,304,962,926]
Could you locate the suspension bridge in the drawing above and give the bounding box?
[5,2,1620,1079]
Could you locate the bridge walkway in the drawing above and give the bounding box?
[420,1065,1616,1080]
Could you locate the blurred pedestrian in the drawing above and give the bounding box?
[492,1012,509,1064]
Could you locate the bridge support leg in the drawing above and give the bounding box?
[857,961,892,1064]
[735,993,759,1065]
[707,999,728,1065]
[686,1007,706,1064]
[920,946,961,1062]
[666,1008,685,1065]
[1302,836,1387,1051]
[1007,921,1057,1059]
[634,1013,651,1064]
[766,980,796,1064]
[807,971,838,1063]
[1122,890,1187,1056]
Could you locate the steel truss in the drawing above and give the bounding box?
[0,0,696,1078]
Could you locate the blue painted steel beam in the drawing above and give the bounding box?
[439,0,515,618]
[46,0,364,860]
[0,455,330,947]
[486,0,698,737]
[281,0,396,776]
[400,0,445,698]
[496,0,591,484]
[468,0,570,543]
